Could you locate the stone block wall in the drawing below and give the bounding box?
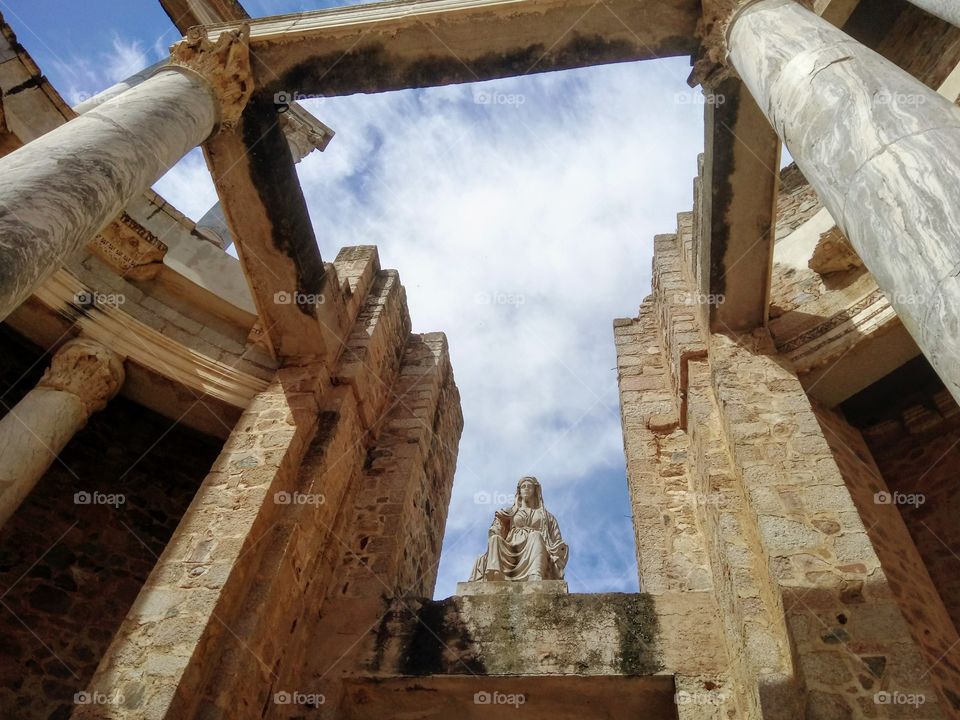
[618,211,954,717]
[66,249,463,720]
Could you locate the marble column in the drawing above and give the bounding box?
[728,0,960,402]
[905,0,960,28]
[0,339,125,528]
[0,67,218,322]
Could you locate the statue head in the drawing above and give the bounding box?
[515,476,544,509]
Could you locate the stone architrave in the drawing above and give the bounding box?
[467,476,569,586]
[0,339,125,528]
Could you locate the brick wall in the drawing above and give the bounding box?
[814,403,960,713]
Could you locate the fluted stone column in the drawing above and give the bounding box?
[0,339,124,528]
[0,28,252,322]
[905,0,960,28]
[728,0,960,402]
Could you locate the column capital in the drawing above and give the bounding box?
[39,338,125,415]
[689,0,815,88]
[168,25,253,131]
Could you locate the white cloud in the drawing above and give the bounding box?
[293,59,702,597]
[103,35,150,84]
[51,34,156,106]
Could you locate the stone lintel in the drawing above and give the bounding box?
[701,76,780,333]
[196,0,699,98]
[456,579,569,596]
[159,0,250,30]
[201,101,329,360]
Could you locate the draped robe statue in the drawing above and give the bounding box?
[469,476,569,582]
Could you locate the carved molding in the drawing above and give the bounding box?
[169,24,253,130]
[690,0,816,87]
[808,226,863,275]
[89,213,168,280]
[33,270,268,409]
[39,338,125,414]
[778,288,898,371]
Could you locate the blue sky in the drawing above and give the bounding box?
[3,0,707,598]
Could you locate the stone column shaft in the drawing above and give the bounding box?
[906,0,960,28]
[0,339,124,528]
[728,0,960,402]
[0,68,217,321]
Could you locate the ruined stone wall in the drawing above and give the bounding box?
[619,210,953,717]
[66,248,463,720]
[814,403,960,712]
[0,327,221,720]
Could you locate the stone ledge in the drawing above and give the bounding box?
[456,580,568,596]
[369,592,660,677]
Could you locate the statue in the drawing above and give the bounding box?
[469,476,569,582]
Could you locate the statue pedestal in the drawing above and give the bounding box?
[455,579,568,596]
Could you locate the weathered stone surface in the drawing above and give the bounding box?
[370,592,660,677]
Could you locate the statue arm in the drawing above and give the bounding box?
[490,508,512,537]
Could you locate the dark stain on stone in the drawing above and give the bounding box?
[861,655,886,678]
[5,75,43,96]
[260,33,679,100]
[398,598,486,676]
[707,75,741,313]
[822,628,849,644]
[613,593,661,675]
[239,96,326,315]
